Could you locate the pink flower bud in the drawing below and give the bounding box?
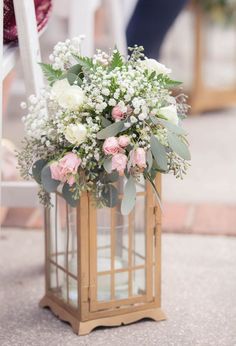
[111,153,128,175]
[118,135,130,148]
[112,105,125,121]
[130,148,147,169]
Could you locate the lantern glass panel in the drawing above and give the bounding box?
[97,206,111,273]
[115,271,129,299]
[132,268,146,296]
[97,274,111,301]
[114,201,129,270]
[133,193,146,266]
[48,195,78,308]
[95,179,148,303]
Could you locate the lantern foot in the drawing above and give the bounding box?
[40,295,166,336]
[39,295,80,333]
[78,307,166,335]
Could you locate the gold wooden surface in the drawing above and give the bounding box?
[40,295,166,336]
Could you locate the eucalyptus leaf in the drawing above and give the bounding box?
[67,64,82,75]
[41,165,60,193]
[97,120,125,139]
[32,159,48,184]
[149,167,158,180]
[62,183,78,207]
[158,119,187,135]
[144,172,162,211]
[121,176,136,215]
[63,64,83,85]
[101,116,112,128]
[146,150,153,172]
[102,184,118,208]
[150,135,168,171]
[103,157,112,173]
[67,72,77,85]
[167,132,191,160]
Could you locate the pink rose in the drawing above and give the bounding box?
[50,152,81,185]
[131,148,147,169]
[118,135,130,148]
[112,105,125,121]
[103,137,120,155]
[111,153,128,175]
[59,152,81,176]
[50,162,64,181]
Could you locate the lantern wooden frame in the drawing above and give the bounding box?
[190,4,236,114]
[40,175,166,335]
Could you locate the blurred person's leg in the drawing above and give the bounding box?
[126,0,188,58]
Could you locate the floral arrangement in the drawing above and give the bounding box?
[18,37,190,215]
[197,0,236,25]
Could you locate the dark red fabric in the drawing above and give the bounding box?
[3,0,52,44]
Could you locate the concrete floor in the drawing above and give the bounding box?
[163,108,236,204]
[0,229,236,346]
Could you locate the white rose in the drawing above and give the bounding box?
[65,123,87,145]
[51,79,85,110]
[140,58,171,76]
[159,105,179,125]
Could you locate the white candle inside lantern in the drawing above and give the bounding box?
[61,256,129,304]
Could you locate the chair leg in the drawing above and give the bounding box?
[13,0,44,96]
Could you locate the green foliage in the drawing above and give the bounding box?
[160,75,182,89]
[101,116,112,128]
[39,63,63,85]
[103,157,112,173]
[121,176,136,215]
[150,135,168,171]
[101,184,118,208]
[146,150,153,172]
[62,183,79,207]
[32,159,48,184]
[97,120,125,139]
[73,55,94,73]
[167,132,191,161]
[144,171,162,209]
[158,119,187,135]
[41,165,60,193]
[100,171,119,184]
[65,64,83,85]
[109,50,123,70]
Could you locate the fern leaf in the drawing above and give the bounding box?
[109,50,123,70]
[39,63,63,85]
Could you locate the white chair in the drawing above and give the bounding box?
[1,0,44,208]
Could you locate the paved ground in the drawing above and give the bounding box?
[0,229,236,346]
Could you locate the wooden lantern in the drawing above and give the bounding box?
[40,176,166,335]
[190,3,236,114]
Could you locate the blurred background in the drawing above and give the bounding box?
[1,0,236,236]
